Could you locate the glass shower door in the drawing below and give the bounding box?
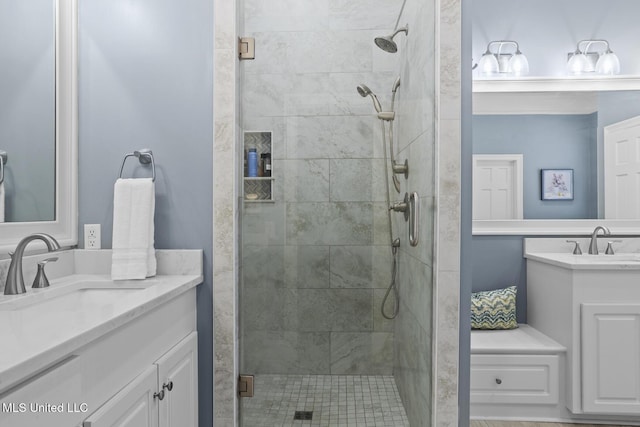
[238,0,436,425]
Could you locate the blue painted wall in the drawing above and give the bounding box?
[472,113,600,321]
[77,1,213,426]
[473,114,598,219]
[597,91,640,126]
[471,236,527,323]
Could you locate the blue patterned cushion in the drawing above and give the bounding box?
[471,286,518,330]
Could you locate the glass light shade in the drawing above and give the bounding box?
[478,52,499,76]
[508,53,529,76]
[596,52,620,75]
[567,53,590,75]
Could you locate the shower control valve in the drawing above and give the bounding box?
[389,201,407,212]
[389,193,410,221]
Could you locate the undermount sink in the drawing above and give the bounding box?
[0,279,148,311]
[525,252,640,269]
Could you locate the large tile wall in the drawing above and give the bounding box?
[240,0,405,376]
[390,0,437,425]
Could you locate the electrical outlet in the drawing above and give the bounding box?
[84,224,101,249]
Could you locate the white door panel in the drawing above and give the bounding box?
[473,154,523,220]
[604,116,640,218]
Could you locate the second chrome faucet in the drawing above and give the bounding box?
[588,225,611,255]
[4,233,61,295]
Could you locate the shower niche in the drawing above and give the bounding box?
[243,131,274,202]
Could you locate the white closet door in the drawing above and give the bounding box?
[604,115,640,219]
[472,154,523,220]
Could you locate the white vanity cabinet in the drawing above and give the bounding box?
[526,256,640,417]
[581,303,640,414]
[0,282,199,427]
[83,332,198,427]
[156,332,198,427]
[83,366,159,427]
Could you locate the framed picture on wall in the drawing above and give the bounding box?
[541,169,574,200]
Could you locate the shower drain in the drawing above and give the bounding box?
[293,411,313,420]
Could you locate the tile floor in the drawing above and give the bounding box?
[242,375,410,427]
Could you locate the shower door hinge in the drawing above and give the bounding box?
[238,37,255,60]
[238,374,254,398]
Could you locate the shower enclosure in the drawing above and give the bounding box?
[238,0,437,425]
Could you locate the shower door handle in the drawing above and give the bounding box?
[409,192,419,247]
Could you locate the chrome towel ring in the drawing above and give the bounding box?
[119,148,155,182]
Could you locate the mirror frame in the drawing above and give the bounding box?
[472,87,640,236]
[0,0,77,252]
[473,219,640,236]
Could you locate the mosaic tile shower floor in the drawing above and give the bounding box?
[242,375,410,427]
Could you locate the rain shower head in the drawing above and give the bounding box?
[356,84,383,113]
[374,26,409,53]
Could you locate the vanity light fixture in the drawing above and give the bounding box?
[567,39,620,76]
[477,40,529,77]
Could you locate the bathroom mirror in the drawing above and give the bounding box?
[0,0,55,223]
[472,89,640,235]
[0,0,77,251]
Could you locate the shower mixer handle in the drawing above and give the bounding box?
[389,193,410,221]
[392,159,409,178]
[389,202,407,212]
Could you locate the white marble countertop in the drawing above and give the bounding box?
[0,250,203,394]
[525,252,640,270]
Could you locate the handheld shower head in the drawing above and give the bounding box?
[356,84,371,97]
[374,26,408,53]
[356,84,383,113]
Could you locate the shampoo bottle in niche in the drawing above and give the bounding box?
[261,152,271,177]
[244,148,248,176]
[247,148,258,177]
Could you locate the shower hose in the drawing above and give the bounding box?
[379,105,400,320]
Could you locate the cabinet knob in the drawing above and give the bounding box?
[163,381,174,392]
[154,390,165,400]
[495,378,502,385]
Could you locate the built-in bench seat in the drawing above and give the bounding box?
[471,324,566,355]
[470,324,566,420]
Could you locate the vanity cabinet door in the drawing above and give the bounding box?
[83,366,159,427]
[582,303,640,415]
[0,355,82,427]
[156,332,198,427]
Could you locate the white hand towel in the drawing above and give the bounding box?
[111,178,156,280]
[0,182,4,223]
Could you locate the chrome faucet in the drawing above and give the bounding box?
[588,226,611,255]
[4,233,61,295]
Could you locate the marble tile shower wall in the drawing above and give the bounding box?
[390,0,437,425]
[241,0,405,376]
